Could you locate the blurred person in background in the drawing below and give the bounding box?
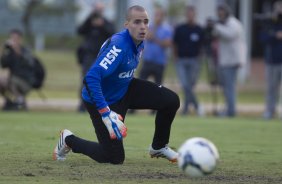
[139,6,172,85]
[129,6,173,115]
[203,18,220,115]
[0,29,41,110]
[76,1,115,112]
[212,3,247,117]
[173,5,204,116]
[260,1,282,120]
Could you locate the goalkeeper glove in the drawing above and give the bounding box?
[100,107,127,140]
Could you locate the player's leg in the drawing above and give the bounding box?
[54,101,125,164]
[175,58,190,114]
[8,75,30,110]
[149,64,165,115]
[125,78,180,161]
[152,63,165,85]
[218,66,238,117]
[264,64,279,119]
[139,61,153,80]
[264,64,273,119]
[188,58,202,115]
[128,61,152,114]
[0,75,13,110]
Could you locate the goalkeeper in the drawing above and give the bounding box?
[53,5,180,164]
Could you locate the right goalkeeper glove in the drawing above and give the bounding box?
[100,108,127,140]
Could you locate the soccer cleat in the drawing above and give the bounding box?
[53,129,73,161]
[149,145,178,163]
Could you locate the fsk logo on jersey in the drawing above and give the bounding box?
[99,45,122,69]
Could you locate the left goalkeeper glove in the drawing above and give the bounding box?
[100,108,127,140]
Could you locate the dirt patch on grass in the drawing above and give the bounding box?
[6,161,282,184]
[121,171,187,180]
[195,174,282,184]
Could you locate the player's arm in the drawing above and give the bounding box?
[77,13,93,36]
[147,28,172,48]
[213,21,239,40]
[172,27,179,60]
[84,40,127,140]
[84,40,123,108]
[0,43,15,68]
[156,37,172,48]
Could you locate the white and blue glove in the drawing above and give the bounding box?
[100,107,127,140]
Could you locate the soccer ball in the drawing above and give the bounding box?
[178,137,219,177]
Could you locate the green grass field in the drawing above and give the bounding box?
[0,112,281,184]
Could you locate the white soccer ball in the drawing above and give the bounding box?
[178,137,219,177]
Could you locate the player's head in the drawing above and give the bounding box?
[186,5,196,24]
[9,29,23,46]
[217,3,231,22]
[93,1,105,15]
[124,5,149,45]
[273,1,282,20]
[154,6,166,25]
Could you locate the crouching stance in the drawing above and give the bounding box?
[53,5,180,164]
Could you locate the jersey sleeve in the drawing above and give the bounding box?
[83,38,125,111]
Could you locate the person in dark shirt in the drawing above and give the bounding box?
[261,1,282,119]
[173,5,204,116]
[0,29,36,110]
[76,2,115,112]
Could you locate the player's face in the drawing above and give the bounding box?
[186,8,196,22]
[217,9,227,21]
[9,33,22,47]
[154,8,164,24]
[125,10,149,45]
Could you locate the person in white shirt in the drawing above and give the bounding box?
[213,3,247,117]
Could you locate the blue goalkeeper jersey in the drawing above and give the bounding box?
[82,29,144,111]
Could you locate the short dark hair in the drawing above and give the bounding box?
[217,3,232,17]
[126,5,146,21]
[186,5,195,12]
[9,29,23,36]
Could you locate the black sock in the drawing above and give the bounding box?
[65,135,109,163]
